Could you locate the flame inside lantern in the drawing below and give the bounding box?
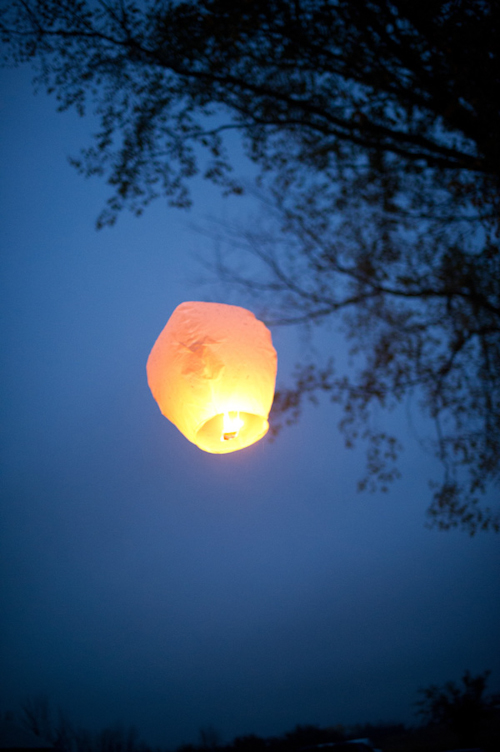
[222,411,244,441]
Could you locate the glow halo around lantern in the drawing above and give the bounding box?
[146,302,278,454]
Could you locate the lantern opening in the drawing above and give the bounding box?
[222,411,244,441]
[195,411,269,454]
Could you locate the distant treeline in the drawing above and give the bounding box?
[3,670,499,752]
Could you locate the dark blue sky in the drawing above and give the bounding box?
[1,65,499,749]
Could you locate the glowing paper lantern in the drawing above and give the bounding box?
[147,301,277,453]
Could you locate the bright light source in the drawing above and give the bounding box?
[147,302,277,453]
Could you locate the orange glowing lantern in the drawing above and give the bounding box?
[146,301,277,453]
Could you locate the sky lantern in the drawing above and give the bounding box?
[147,301,278,453]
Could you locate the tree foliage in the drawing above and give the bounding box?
[1,0,499,532]
[416,669,500,747]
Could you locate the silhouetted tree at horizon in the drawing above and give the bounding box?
[416,669,500,748]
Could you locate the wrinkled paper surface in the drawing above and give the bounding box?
[147,302,277,452]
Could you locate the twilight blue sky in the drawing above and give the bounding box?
[1,65,499,749]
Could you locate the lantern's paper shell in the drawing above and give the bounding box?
[147,302,277,453]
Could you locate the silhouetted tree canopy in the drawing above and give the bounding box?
[416,669,500,747]
[1,0,499,532]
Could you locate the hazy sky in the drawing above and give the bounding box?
[1,65,499,750]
